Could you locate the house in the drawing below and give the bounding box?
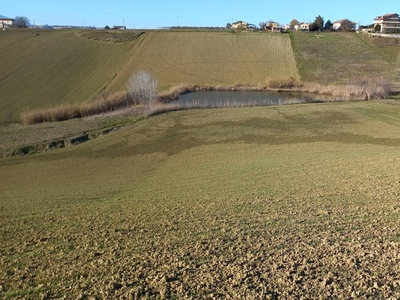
[332,19,357,31]
[0,15,15,28]
[332,20,342,31]
[374,13,400,33]
[232,20,247,30]
[264,21,280,31]
[113,25,126,30]
[294,23,310,31]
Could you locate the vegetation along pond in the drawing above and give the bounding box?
[175,91,324,108]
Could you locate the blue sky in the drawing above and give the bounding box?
[2,1,398,28]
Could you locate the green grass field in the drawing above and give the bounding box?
[2,101,400,298]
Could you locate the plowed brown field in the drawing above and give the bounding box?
[2,101,400,298]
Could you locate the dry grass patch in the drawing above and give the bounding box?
[302,77,391,100]
[106,31,300,92]
[290,31,400,83]
[20,91,137,125]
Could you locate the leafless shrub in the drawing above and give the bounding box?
[127,71,158,107]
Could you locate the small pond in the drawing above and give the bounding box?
[174,91,324,108]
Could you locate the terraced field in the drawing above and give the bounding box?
[2,101,400,298]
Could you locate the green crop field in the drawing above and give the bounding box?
[2,101,400,298]
[0,29,298,125]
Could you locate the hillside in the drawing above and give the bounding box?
[1,29,400,125]
[0,29,298,125]
[290,31,400,84]
[0,29,137,125]
[105,31,298,92]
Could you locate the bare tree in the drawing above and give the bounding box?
[340,19,356,32]
[14,16,29,28]
[290,19,299,29]
[127,71,158,107]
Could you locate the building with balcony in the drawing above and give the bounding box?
[374,13,400,33]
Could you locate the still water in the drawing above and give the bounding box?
[175,91,322,107]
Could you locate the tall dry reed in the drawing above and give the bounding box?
[21,77,392,125]
[21,91,137,125]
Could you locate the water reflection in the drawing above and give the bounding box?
[175,91,323,107]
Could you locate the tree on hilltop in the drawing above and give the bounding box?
[311,15,324,31]
[340,19,356,31]
[290,19,299,29]
[324,20,333,31]
[14,16,29,28]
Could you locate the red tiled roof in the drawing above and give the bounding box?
[374,13,398,21]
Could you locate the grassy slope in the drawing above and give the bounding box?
[107,31,299,91]
[2,102,400,298]
[0,29,136,124]
[0,30,298,124]
[290,31,400,83]
[2,29,400,125]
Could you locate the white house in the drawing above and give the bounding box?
[374,13,400,33]
[0,16,15,28]
[332,20,343,31]
[232,20,248,30]
[294,23,310,31]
